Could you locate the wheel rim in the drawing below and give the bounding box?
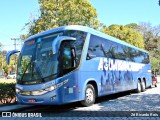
[86,88,94,104]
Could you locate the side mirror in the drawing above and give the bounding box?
[6,50,20,64]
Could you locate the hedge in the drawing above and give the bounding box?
[0,83,16,104]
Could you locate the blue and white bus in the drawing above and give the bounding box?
[7,25,151,106]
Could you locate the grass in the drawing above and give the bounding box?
[0,78,16,83]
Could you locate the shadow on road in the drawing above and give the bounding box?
[22,90,133,112]
[19,87,160,113]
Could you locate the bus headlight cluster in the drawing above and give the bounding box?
[31,85,56,95]
[15,79,68,96]
[16,86,56,96]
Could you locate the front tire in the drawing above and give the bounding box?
[81,84,95,107]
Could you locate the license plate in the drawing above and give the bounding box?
[28,99,36,103]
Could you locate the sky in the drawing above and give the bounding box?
[0,0,160,51]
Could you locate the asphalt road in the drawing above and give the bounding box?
[1,83,160,120]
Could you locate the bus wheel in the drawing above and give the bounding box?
[81,84,95,107]
[141,79,146,92]
[155,84,157,87]
[148,85,152,88]
[136,80,141,93]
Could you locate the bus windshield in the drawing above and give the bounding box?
[17,30,87,84]
[17,33,62,84]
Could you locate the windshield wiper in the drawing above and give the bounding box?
[20,60,59,84]
[20,61,31,82]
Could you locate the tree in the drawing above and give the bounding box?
[0,43,16,74]
[0,51,15,74]
[128,23,160,51]
[0,43,3,71]
[25,0,101,36]
[0,42,2,51]
[125,23,140,30]
[20,35,28,41]
[102,24,144,49]
[126,22,160,73]
[150,53,160,74]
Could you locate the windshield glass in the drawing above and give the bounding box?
[35,34,60,80]
[17,30,87,85]
[17,33,62,84]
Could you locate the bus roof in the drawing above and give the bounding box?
[26,25,148,53]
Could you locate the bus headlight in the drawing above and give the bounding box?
[17,85,57,96]
[31,85,56,95]
[19,90,48,96]
[30,86,56,95]
[45,86,56,91]
[16,88,20,93]
[31,90,48,96]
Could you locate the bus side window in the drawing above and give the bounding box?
[62,47,72,69]
[60,44,77,75]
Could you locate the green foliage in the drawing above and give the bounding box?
[149,50,160,72]
[127,22,160,73]
[0,42,2,51]
[0,83,16,104]
[25,0,101,36]
[102,24,144,49]
[0,51,17,74]
[150,56,160,72]
[20,34,28,41]
[125,23,140,29]
[131,23,160,51]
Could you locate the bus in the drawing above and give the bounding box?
[6,25,152,106]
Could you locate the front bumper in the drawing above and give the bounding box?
[16,90,62,105]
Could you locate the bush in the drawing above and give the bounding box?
[0,83,16,104]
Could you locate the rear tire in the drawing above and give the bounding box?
[141,79,146,92]
[148,85,152,88]
[155,84,157,87]
[136,80,141,93]
[81,84,95,107]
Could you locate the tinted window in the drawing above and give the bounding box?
[87,34,149,64]
[64,30,87,66]
[87,35,104,58]
[133,50,149,64]
[87,35,125,60]
[62,47,72,69]
[123,46,136,62]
